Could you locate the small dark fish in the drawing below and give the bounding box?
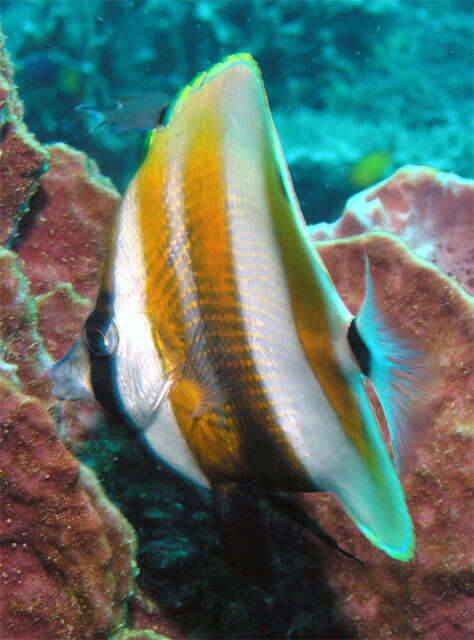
[76,92,170,133]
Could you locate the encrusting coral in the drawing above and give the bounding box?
[0,31,49,246]
[0,377,137,639]
[305,230,473,639]
[1,27,473,639]
[0,33,141,640]
[310,165,474,295]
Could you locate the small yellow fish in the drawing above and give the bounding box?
[349,151,393,188]
[52,54,431,579]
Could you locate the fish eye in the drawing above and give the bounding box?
[83,312,118,358]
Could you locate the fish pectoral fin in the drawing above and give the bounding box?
[173,318,243,428]
[213,483,271,587]
[354,254,438,469]
[268,493,364,567]
[170,320,224,421]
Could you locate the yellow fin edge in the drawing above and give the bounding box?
[147,52,259,149]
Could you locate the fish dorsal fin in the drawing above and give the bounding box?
[355,255,436,468]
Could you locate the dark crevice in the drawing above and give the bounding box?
[0,120,10,142]
[7,184,49,251]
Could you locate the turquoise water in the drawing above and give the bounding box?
[2,0,473,222]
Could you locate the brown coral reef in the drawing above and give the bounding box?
[1,30,473,640]
[0,34,138,640]
[305,230,473,639]
[310,165,474,295]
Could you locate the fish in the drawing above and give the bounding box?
[51,53,433,581]
[76,92,170,133]
[349,150,393,188]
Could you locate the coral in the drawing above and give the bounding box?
[310,166,474,294]
[0,33,144,640]
[0,248,51,401]
[121,588,184,640]
[301,231,473,639]
[16,143,120,299]
[0,31,49,245]
[0,376,137,640]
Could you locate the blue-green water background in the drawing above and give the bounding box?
[2,0,473,224]
[1,2,473,638]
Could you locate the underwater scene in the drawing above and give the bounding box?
[0,1,473,639]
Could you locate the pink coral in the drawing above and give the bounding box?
[301,231,474,639]
[310,166,474,295]
[0,377,137,640]
[0,31,145,640]
[16,143,120,300]
[0,31,49,245]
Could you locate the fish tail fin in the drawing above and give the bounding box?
[355,255,437,468]
[75,104,106,132]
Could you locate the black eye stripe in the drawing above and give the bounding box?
[84,308,123,417]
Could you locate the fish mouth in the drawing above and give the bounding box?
[49,340,95,402]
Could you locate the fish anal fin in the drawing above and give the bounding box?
[213,483,271,587]
[267,493,364,567]
[355,255,438,469]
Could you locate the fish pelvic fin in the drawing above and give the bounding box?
[355,254,438,469]
[213,482,271,587]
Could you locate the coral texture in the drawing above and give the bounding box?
[0,377,137,640]
[0,35,145,640]
[303,230,473,639]
[0,31,49,245]
[16,143,120,299]
[310,166,474,295]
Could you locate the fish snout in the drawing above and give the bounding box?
[50,340,94,402]
[50,357,74,400]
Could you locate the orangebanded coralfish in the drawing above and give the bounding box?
[51,54,433,581]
